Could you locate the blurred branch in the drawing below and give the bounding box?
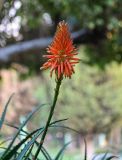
[0,37,52,61]
[0,28,106,61]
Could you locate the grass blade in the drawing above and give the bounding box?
[16,129,45,160]
[84,138,87,160]
[0,94,14,130]
[41,147,52,160]
[105,156,118,160]
[50,119,68,125]
[3,103,47,157]
[1,127,43,160]
[54,141,71,160]
[16,119,68,160]
[101,153,108,160]
[2,118,65,160]
[23,143,34,160]
[50,125,80,134]
[40,147,51,160]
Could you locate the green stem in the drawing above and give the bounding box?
[34,77,62,159]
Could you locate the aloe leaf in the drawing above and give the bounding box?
[21,130,52,160]
[41,147,52,160]
[40,148,51,160]
[50,118,68,125]
[16,128,45,160]
[59,154,64,160]
[34,141,52,160]
[3,103,47,157]
[23,144,34,160]
[2,118,65,160]
[16,119,68,160]
[0,94,14,130]
[105,156,118,160]
[54,141,71,160]
[5,122,20,130]
[50,125,80,134]
[5,118,68,138]
[1,127,43,160]
[92,155,98,160]
[101,153,108,160]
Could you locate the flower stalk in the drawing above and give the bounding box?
[34,76,63,159]
[34,21,79,159]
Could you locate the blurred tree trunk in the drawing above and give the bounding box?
[109,127,121,153]
[75,134,81,148]
[86,134,94,158]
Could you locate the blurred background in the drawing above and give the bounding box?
[0,0,122,159]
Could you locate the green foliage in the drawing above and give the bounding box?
[1,0,122,67]
[20,0,121,66]
[60,55,122,133]
[19,0,121,29]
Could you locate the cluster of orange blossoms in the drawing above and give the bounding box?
[41,21,79,79]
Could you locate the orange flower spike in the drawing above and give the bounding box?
[41,21,80,79]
